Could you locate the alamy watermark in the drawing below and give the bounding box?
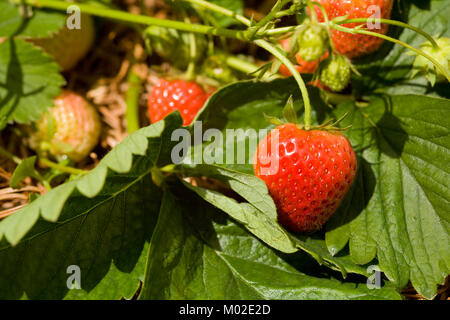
[66,265,81,290]
[66,5,82,30]
[367,5,382,30]
[366,265,382,289]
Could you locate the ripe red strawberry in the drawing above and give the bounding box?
[311,0,394,59]
[279,39,329,76]
[254,124,357,233]
[33,90,101,162]
[29,14,95,71]
[147,79,211,126]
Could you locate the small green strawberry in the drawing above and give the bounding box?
[319,54,351,92]
[411,37,450,86]
[297,24,329,62]
[279,38,329,76]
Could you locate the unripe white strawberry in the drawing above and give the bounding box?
[28,14,95,71]
[33,90,101,162]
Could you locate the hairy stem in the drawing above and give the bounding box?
[224,55,260,74]
[256,39,312,129]
[0,146,21,164]
[125,66,142,134]
[39,158,87,176]
[310,1,336,51]
[335,18,440,49]
[246,0,291,39]
[260,26,298,37]
[185,17,198,81]
[183,0,251,25]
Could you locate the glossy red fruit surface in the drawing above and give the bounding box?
[312,0,393,59]
[147,79,210,126]
[254,123,357,233]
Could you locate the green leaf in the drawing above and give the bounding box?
[140,187,401,300]
[0,2,66,38]
[0,177,161,299]
[0,112,182,245]
[180,164,368,277]
[10,156,40,189]
[325,94,450,299]
[181,164,297,253]
[0,113,183,299]
[0,38,65,128]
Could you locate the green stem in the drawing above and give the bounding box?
[183,0,251,25]
[246,0,291,39]
[14,0,246,40]
[185,17,197,81]
[39,158,87,176]
[125,66,142,134]
[259,26,298,37]
[256,39,312,129]
[306,0,318,23]
[274,8,297,19]
[331,23,450,82]
[42,180,52,191]
[335,18,439,49]
[310,1,335,52]
[0,146,21,164]
[224,55,259,74]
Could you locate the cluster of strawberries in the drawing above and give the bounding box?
[280,0,393,92]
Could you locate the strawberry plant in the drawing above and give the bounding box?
[0,0,449,301]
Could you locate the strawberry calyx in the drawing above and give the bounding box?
[263,96,351,132]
